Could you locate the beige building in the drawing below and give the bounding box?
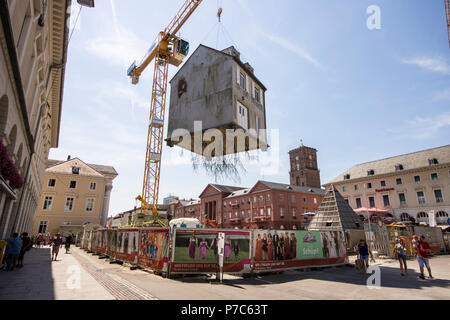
[324,145,450,225]
[33,157,117,236]
[0,0,72,238]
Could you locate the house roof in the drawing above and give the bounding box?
[224,188,251,199]
[327,144,450,184]
[47,159,118,177]
[170,44,267,91]
[255,181,325,195]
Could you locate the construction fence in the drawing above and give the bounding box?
[80,227,349,277]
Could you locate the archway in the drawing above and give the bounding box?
[436,211,449,224]
[417,211,428,223]
[400,212,410,222]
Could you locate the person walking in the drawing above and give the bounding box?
[65,234,73,254]
[5,233,22,271]
[417,235,433,280]
[52,234,63,261]
[17,232,32,268]
[357,239,374,273]
[395,237,408,276]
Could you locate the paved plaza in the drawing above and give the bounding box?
[0,246,449,300]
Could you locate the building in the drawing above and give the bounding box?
[324,145,450,225]
[174,181,325,230]
[167,45,267,156]
[174,199,201,219]
[289,140,321,188]
[0,0,71,238]
[107,204,170,228]
[163,194,179,205]
[32,157,117,236]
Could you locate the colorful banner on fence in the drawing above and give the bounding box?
[138,228,170,271]
[106,229,117,258]
[171,229,251,274]
[252,230,347,271]
[91,229,107,254]
[115,228,139,263]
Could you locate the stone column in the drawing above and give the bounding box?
[1,199,14,239]
[100,182,113,227]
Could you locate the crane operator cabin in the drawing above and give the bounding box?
[166,45,268,157]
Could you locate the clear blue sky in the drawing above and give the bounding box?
[50,0,450,216]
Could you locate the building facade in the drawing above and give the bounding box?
[174,181,325,230]
[0,0,71,238]
[324,145,450,225]
[289,140,321,188]
[32,157,117,236]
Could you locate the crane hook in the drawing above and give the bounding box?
[217,8,223,22]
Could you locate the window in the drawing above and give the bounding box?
[396,178,402,185]
[367,170,375,176]
[86,198,95,212]
[260,208,264,216]
[266,194,270,201]
[89,182,96,190]
[241,210,245,217]
[431,173,438,181]
[65,197,74,212]
[259,195,264,201]
[42,196,53,211]
[367,183,372,189]
[343,186,347,192]
[383,195,390,207]
[291,195,296,203]
[418,212,428,219]
[434,189,444,203]
[314,198,317,204]
[38,221,48,234]
[303,197,307,203]
[354,184,359,191]
[247,210,251,217]
[417,191,426,204]
[344,174,350,180]
[399,193,406,206]
[280,208,284,217]
[69,181,77,189]
[253,197,257,203]
[428,158,438,165]
[48,179,56,187]
[380,181,386,187]
[253,209,257,217]
[400,213,410,222]
[280,194,284,201]
[395,164,404,171]
[254,86,260,102]
[369,196,375,208]
[72,167,80,174]
[267,208,271,216]
[356,198,362,208]
[292,208,296,217]
[239,72,246,89]
[414,176,420,183]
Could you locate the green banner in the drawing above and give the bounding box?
[297,231,323,259]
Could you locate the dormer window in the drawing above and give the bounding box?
[72,167,80,174]
[428,158,438,165]
[367,170,375,176]
[395,164,404,171]
[344,174,351,180]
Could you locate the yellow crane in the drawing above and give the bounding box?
[128,0,203,217]
[446,0,450,47]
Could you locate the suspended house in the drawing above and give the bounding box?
[308,185,364,231]
[166,45,268,156]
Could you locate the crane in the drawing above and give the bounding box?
[128,0,203,217]
[446,0,450,47]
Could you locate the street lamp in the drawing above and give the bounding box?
[77,0,95,8]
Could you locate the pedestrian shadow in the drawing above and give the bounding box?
[0,247,55,300]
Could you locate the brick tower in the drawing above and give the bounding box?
[289,140,321,188]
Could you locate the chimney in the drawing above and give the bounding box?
[67,155,71,161]
[222,46,240,60]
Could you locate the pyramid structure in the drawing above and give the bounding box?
[307,185,363,231]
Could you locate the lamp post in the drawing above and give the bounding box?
[77,0,95,7]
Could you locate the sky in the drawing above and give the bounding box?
[50,0,450,216]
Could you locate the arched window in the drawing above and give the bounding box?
[400,212,410,222]
[417,211,428,223]
[436,211,449,224]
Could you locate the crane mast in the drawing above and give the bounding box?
[128,0,203,216]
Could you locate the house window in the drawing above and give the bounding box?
[344,174,350,180]
[292,208,296,217]
[43,196,53,211]
[367,183,372,189]
[367,170,375,176]
[280,194,284,201]
[380,181,386,187]
[253,197,257,203]
[86,198,95,212]
[369,196,375,208]
[354,184,359,191]
[65,197,74,212]
[89,182,96,190]
[247,210,251,217]
[314,198,317,204]
[434,189,444,203]
[280,208,284,217]
[69,181,77,189]
[356,198,362,208]
[396,178,402,185]
[399,193,406,206]
[428,158,438,165]
[343,186,347,192]
[344,198,349,205]
[72,167,80,174]
[417,191,426,204]
[267,208,271,216]
[48,179,56,187]
[253,209,257,217]
[254,86,260,102]
[383,195,390,207]
[291,195,296,203]
[303,197,307,203]
[431,173,438,181]
[38,221,48,234]
[414,176,420,183]
[239,72,246,89]
[395,164,404,171]
[260,208,264,216]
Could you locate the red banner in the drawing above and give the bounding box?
[138,228,170,272]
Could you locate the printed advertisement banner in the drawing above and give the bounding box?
[92,229,107,254]
[171,229,251,274]
[252,230,347,271]
[138,228,170,271]
[115,229,139,263]
[106,229,117,258]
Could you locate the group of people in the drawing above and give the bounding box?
[356,234,433,279]
[187,235,240,261]
[2,232,74,271]
[254,231,297,261]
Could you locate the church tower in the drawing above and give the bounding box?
[289,140,321,188]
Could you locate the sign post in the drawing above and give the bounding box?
[429,210,436,227]
[217,232,225,283]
